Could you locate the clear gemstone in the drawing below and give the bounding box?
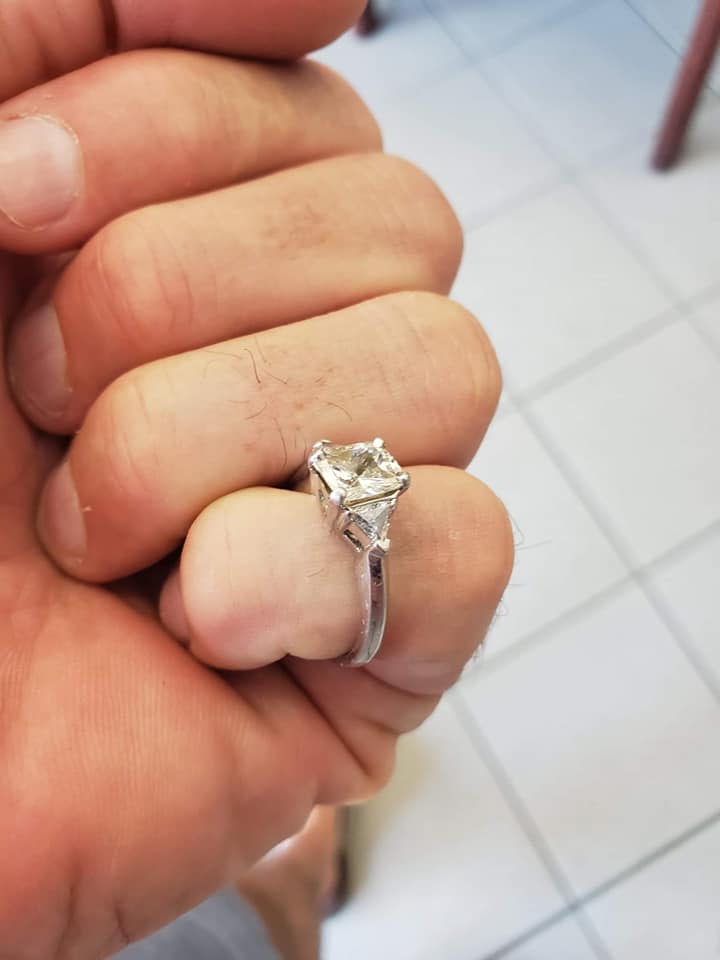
[314,441,404,504]
[310,441,406,546]
[352,497,395,541]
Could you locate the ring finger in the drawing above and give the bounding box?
[159,468,513,692]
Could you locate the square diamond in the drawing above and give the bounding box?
[309,440,409,549]
[310,441,406,505]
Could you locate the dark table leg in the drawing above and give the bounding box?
[651,0,720,170]
[357,1,382,35]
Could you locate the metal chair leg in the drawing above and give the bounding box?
[357,1,382,35]
[652,0,720,170]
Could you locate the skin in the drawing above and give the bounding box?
[0,2,514,957]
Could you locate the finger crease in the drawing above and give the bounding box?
[98,0,119,53]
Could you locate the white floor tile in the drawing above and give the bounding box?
[468,411,627,657]
[628,0,698,49]
[373,65,562,225]
[313,0,466,114]
[463,583,720,894]
[324,700,565,960]
[582,101,720,301]
[693,294,720,356]
[532,322,720,567]
[484,0,679,166]
[499,917,597,959]
[426,0,586,61]
[648,527,720,689]
[453,185,669,393]
[585,819,720,960]
[627,0,720,91]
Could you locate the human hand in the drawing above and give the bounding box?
[1,3,512,957]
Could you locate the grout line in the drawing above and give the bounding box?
[469,796,720,959]
[575,807,720,907]
[635,569,720,701]
[576,181,687,306]
[477,577,631,675]
[477,258,719,413]
[478,907,578,960]
[516,281,720,405]
[619,0,692,58]
[473,516,720,680]
[620,0,720,102]
[516,306,682,405]
[481,907,582,960]
[690,316,720,364]
[423,0,601,66]
[688,279,720,309]
[451,692,614,960]
[419,0,476,66]
[507,401,720,706]
[647,515,720,572]
[461,170,568,233]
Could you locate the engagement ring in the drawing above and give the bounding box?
[308,439,410,667]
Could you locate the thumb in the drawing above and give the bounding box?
[0,0,366,102]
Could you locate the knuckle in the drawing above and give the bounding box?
[451,470,515,610]
[341,735,397,801]
[71,219,142,350]
[300,59,382,151]
[362,747,397,796]
[91,372,164,508]
[70,211,191,358]
[0,2,94,100]
[445,298,502,416]
[384,291,502,462]
[361,154,463,291]
[443,299,503,460]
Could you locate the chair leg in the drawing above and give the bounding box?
[357,1,381,35]
[651,0,720,170]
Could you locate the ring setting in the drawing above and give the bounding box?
[308,439,410,666]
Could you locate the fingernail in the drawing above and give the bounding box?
[9,301,71,419]
[0,115,82,229]
[38,460,86,563]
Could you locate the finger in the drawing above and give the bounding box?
[37,292,502,581]
[0,51,378,253]
[158,468,513,694]
[0,0,366,102]
[9,154,461,432]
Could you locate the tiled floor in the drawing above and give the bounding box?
[316,2,720,958]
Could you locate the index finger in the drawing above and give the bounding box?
[0,0,365,101]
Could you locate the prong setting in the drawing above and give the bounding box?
[307,439,409,667]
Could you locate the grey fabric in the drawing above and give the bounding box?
[114,889,281,960]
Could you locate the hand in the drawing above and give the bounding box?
[1,3,512,958]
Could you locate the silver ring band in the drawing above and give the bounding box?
[308,438,410,667]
